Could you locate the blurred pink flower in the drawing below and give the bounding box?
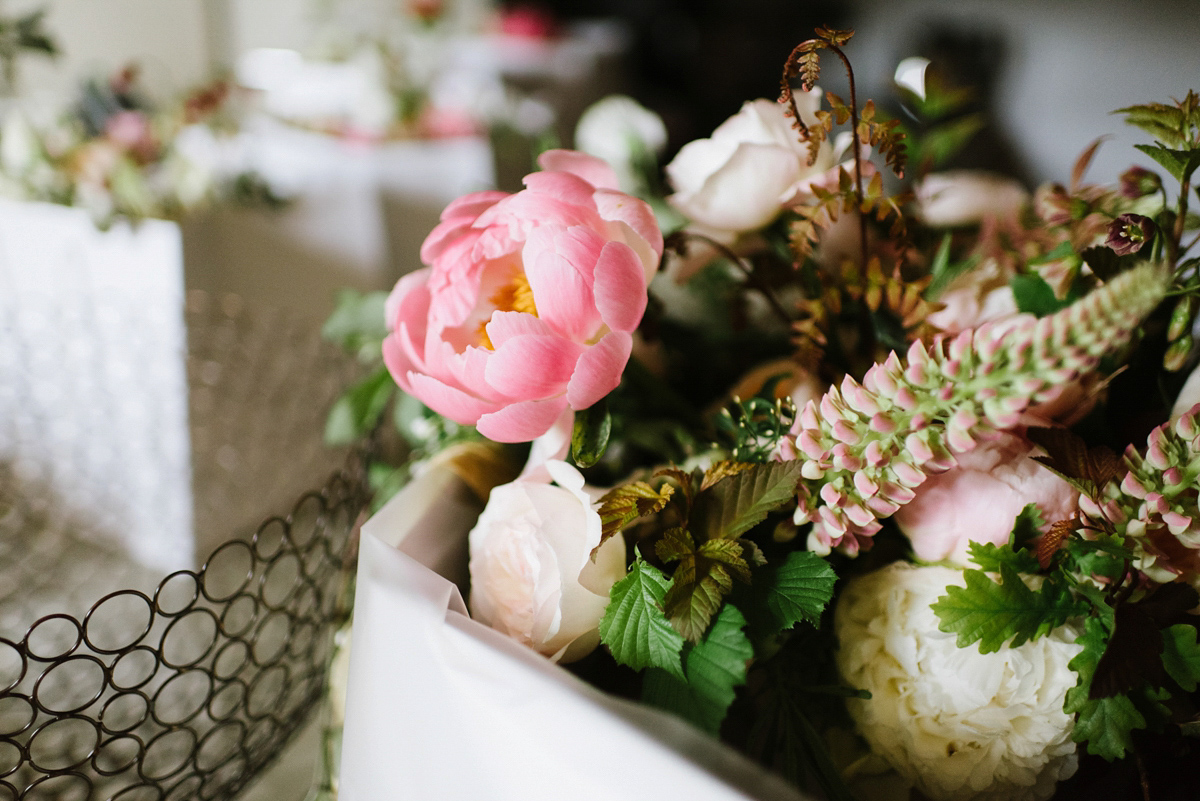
[893,427,1079,565]
[384,149,663,443]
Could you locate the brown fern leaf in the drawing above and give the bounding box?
[1038,519,1077,569]
[814,26,854,46]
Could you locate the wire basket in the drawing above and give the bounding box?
[0,292,369,801]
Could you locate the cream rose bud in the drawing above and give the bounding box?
[836,563,1083,801]
[574,95,668,192]
[915,171,1028,228]
[467,460,625,663]
[665,94,840,241]
[893,428,1078,566]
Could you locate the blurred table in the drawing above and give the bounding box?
[184,116,494,323]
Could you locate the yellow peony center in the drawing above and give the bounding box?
[478,271,538,350]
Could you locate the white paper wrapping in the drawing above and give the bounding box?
[340,467,814,801]
[0,200,194,572]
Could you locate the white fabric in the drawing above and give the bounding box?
[340,471,814,801]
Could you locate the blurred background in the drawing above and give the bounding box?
[1,0,1199,319]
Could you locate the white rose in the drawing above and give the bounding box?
[467,460,625,663]
[665,94,842,241]
[916,171,1029,228]
[835,563,1082,801]
[574,94,668,193]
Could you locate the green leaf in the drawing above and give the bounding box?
[599,559,685,680]
[321,290,389,362]
[1161,624,1200,692]
[658,529,748,642]
[1133,144,1200,184]
[594,481,674,557]
[691,461,802,542]
[642,604,753,734]
[756,551,838,635]
[1066,617,1150,760]
[1011,272,1073,317]
[966,542,1041,574]
[1009,503,1046,549]
[932,564,1084,653]
[324,366,395,446]
[570,399,611,468]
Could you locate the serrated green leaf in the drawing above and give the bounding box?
[1134,144,1200,184]
[1162,624,1200,692]
[599,559,685,680]
[642,604,753,734]
[760,551,838,634]
[1066,617,1149,760]
[691,461,802,542]
[594,481,674,557]
[933,564,1084,653]
[965,541,1040,574]
[663,556,733,643]
[697,539,752,583]
[1011,272,1073,317]
[570,399,611,468]
[324,366,395,446]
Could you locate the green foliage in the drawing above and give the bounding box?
[1010,272,1074,317]
[642,604,753,734]
[714,393,797,463]
[593,480,675,556]
[691,461,802,542]
[757,551,838,635]
[570,398,611,468]
[1161,624,1200,692]
[324,366,395,446]
[933,564,1085,653]
[1133,144,1200,185]
[1117,95,1200,151]
[1066,617,1156,760]
[966,542,1041,575]
[322,290,390,364]
[599,559,685,679]
[659,529,751,642]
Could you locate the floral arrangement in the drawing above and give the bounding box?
[0,65,272,226]
[328,26,1200,801]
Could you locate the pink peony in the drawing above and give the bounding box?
[893,427,1079,566]
[384,149,664,443]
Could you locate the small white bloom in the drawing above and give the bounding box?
[468,460,625,663]
[574,94,667,192]
[1,112,40,177]
[835,563,1082,801]
[894,57,931,101]
[665,94,842,242]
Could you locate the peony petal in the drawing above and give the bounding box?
[523,227,604,342]
[439,189,508,222]
[485,334,583,399]
[592,240,647,333]
[566,331,632,409]
[384,268,431,334]
[382,333,418,394]
[593,189,664,278]
[484,310,556,349]
[536,149,621,190]
[406,372,498,424]
[477,396,570,442]
[426,230,487,327]
[419,217,473,266]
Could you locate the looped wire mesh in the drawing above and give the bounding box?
[0,291,370,800]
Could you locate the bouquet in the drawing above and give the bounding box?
[0,64,273,226]
[330,26,1200,801]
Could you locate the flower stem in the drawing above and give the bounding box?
[826,44,868,275]
[666,231,794,327]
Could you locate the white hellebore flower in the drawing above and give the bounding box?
[575,94,668,192]
[665,93,843,242]
[894,56,931,101]
[468,460,625,663]
[835,563,1083,801]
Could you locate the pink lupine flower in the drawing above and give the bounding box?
[383,149,664,443]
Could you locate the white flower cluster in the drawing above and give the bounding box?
[835,563,1083,801]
